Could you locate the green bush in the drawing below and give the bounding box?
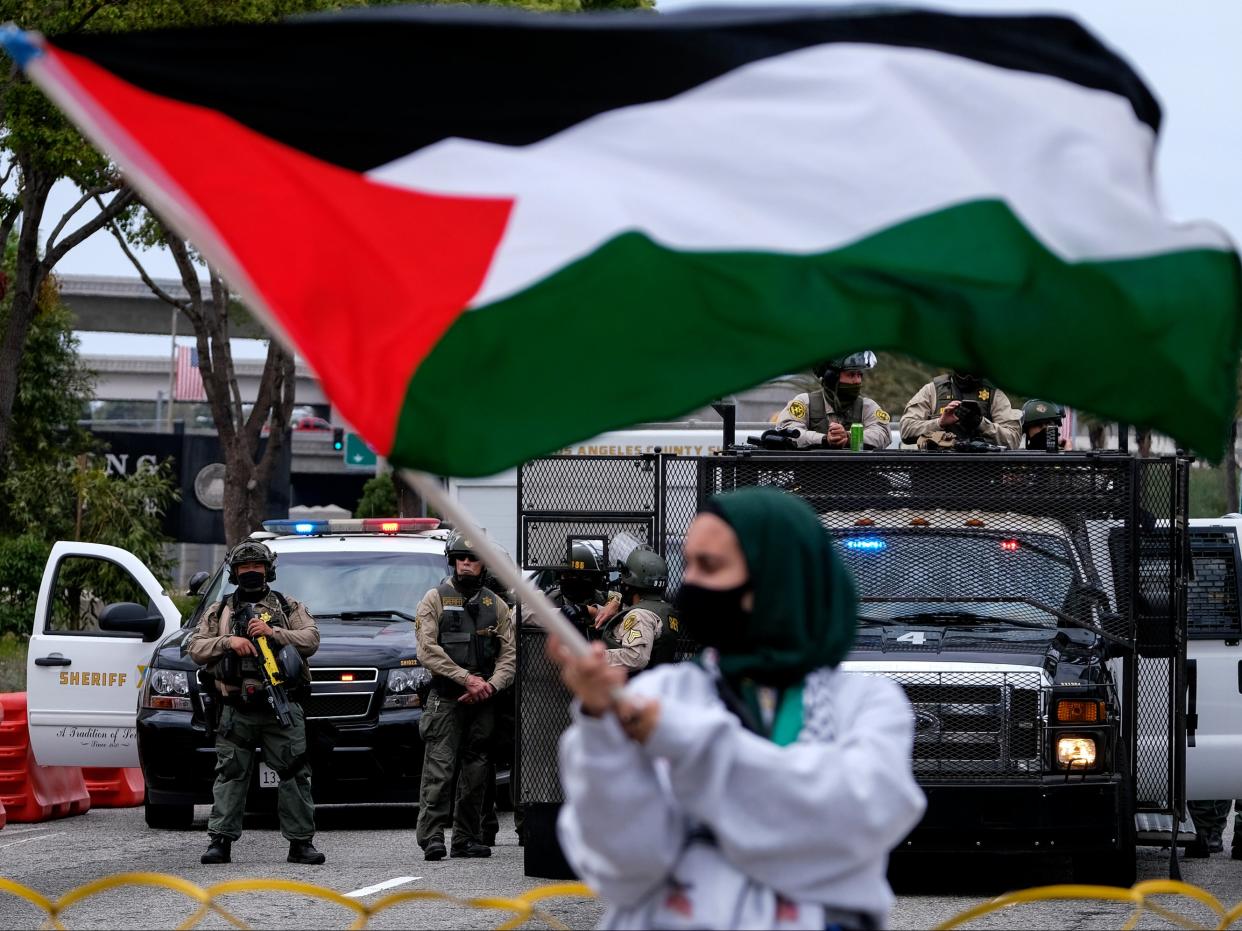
[0,535,50,638]
[0,634,25,693]
[1190,467,1232,518]
[354,474,398,518]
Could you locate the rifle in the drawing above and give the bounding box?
[235,604,294,727]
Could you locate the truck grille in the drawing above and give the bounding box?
[305,667,379,720]
[305,693,372,719]
[884,672,1045,782]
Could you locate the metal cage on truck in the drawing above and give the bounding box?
[514,450,1190,879]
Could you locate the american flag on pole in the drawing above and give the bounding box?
[174,345,207,402]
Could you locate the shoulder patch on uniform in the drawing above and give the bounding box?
[624,627,643,646]
[875,409,890,423]
[788,400,807,419]
[622,613,640,632]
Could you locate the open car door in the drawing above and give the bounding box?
[26,542,181,767]
[1185,520,1242,799]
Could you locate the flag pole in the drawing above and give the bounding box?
[399,469,594,659]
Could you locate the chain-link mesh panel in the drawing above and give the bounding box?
[519,456,659,569]
[851,670,1046,782]
[516,624,570,806]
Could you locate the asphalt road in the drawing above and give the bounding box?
[0,807,1237,930]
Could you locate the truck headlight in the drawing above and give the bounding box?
[383,666,431,709]
[143,669,192,711]
[1056,736,1097,770]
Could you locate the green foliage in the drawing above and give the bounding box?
[0,633,24,693]
[0,533,48,638]
[354,474,398,518]
[1190,466,1232,519]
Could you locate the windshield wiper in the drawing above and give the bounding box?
[316,610,417,623]
[861,611,1056,632]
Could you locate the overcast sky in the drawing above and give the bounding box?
[46,0,1242,280]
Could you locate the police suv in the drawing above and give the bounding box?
[25,517,462,829]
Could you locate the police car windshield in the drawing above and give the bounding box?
[837,530,1077,629]
[202,551,445,618]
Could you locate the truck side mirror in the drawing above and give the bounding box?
[98,602,164,642]
[187,571,210,596]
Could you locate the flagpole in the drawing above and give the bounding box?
[399,469,594,659]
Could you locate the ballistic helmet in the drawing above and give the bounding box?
[1022,400,1064,429]
[444,530,480,566]
[618,546,668,594]
[812,351,877,388]
[226,540,276,584]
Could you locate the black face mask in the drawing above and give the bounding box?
[835,381,861,405]
[236,570,266,595]
[454,572,483,595]
[675,581,752,649]
[953,372,981,393]
[559,577,596,603]
[1025,429,1048,450]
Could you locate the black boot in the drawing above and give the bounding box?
[287,838,326,865]
[424,837,447,861]
[201,835,231,864]
[451,840,492,859]
[1184,838,1212,859]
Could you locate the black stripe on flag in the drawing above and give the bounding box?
[52,5,1161,174]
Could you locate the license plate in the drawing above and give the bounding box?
[258,762,280,789]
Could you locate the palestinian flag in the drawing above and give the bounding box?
[4,7,1238,473]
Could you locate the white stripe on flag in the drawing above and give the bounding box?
[174,345,206,402]
[370,43,1229,309]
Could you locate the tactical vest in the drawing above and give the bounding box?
[808,389,864,433]
[433,580,500,694]
[602,597,680,669]
[933,374,996,438]
[210,589,305,694]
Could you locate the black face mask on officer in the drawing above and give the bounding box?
[235,569,267,597]
[559,575,596,604]
[835,380,862,405]
[953,372,982,393]
[1025,429,1049,450]
[675,581,752,649]
[453,559,484,594]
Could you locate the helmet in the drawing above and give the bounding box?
[227,540,276,584]
[564,541,605,575]
[618,546,667,594]
[1021,399,1064,428]
[812,351,877,387]
[444,530,480,566]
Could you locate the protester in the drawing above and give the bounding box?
[550,487,925,930]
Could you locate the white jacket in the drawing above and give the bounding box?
[557,662,926,930]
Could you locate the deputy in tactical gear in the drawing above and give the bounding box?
[597,546,681,672]
[1021,399,1071,450]
[777,351,892,450]
[900,371,1022,449]
[187,539,323,866]
[543,541,623,638]
[415,531,517,861]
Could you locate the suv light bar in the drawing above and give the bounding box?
[262,517,441,536]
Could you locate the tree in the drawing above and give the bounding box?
[0,272,177,636]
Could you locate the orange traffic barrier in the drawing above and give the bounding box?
[0,697,6,830]
[82,767,145,807]
[0,692,91,822]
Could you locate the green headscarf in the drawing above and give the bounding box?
[706,486,857,687]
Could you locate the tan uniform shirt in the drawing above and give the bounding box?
[186,594,320,694]
[776,391,892,450]
[415,588,516,692]
[604,607,663,671]
[899,382,1023,449]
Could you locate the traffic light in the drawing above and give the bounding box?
[332,427,344,451]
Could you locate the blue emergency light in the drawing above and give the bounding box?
[844,538,888,552]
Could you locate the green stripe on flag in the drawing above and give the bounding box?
[395,199,1240,476]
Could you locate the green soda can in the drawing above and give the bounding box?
[850,422,864,451]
